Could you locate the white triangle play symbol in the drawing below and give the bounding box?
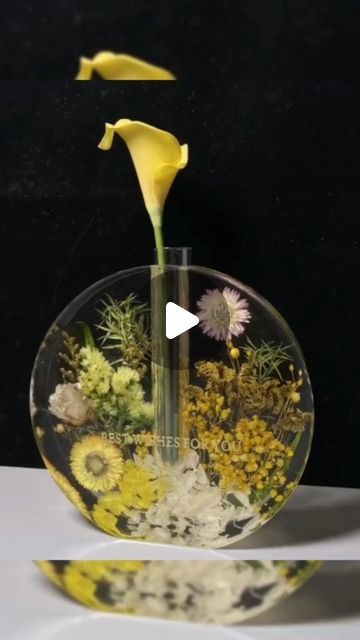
[166,302,199,339]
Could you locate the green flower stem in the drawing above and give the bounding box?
[289,430,302,456]
[153,224,165,268]
[79,322,95,349]
[151,222,177,463]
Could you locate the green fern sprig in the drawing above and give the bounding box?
[245,337,293,381]
[97,294,151,377]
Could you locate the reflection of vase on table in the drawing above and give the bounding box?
[37,560,322,624]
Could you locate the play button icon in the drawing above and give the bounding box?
[166,302,199,339]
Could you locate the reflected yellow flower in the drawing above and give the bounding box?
[37,561,143,613]
[98,119,188,231]
[69,561,143,581]
[76,52,175,80]
[36,561,64,588]
[63,563,108,610]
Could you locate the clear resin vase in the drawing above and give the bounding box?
[37,560,321,624]
[31,248,314,548]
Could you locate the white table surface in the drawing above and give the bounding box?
[0,562,359,639]
[1,466,360,559]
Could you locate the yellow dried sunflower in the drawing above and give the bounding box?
[70,435,124,493]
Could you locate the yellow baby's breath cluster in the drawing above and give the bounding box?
[183,387,232,432]
[79,346,113,396]
[193,359,308,430]
[186,407,295,498]
[183,351,310,502]
[111,365,141,393]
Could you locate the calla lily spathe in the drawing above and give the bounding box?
[98,119,188,229]
[76,52,175,80]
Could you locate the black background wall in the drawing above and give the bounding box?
[1,0,360,487]
[1,80,360,488]
[1,0,360,81]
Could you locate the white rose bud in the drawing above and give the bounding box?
[49,383,93,426]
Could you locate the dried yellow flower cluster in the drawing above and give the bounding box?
[78,347,153,426]
[79,346,113,397]
[193,357,309,431]
[183,352,310,500]
[185,400,295,497]
[92,460,167,536]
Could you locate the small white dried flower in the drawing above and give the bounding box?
[49,383,93,426]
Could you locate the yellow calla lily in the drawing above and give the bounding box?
[76,52,175,80]
[98,119,188,231]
